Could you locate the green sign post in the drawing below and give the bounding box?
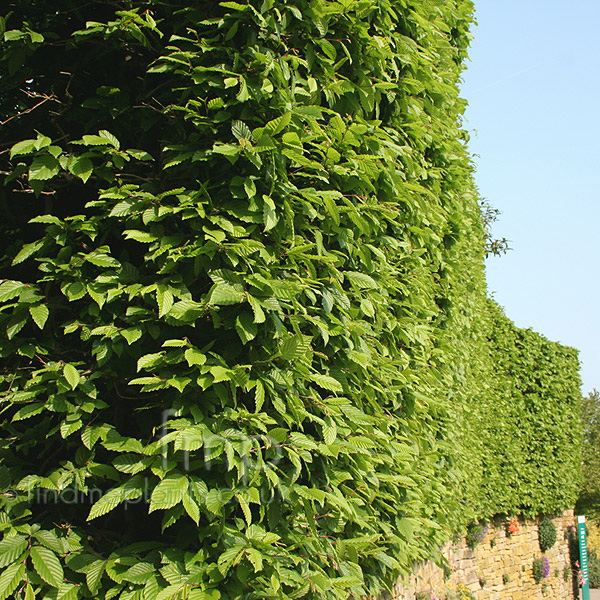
[579,515,590,600]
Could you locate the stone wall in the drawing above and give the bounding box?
[392,510,577,600]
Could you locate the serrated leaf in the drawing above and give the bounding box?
[184,348,206,366]
[310,373,343,393]
[236,494,251,525]
[0,536,27,568]
[217,545,245,576]
[124,230,157,243]
[121,327,143,345]
[12,240,43,265]
[88,476,144,520]
[30,545,63,588]
[322,417,337,445]
[149,474,188,512]
[63,363,81,390]
[33,530,64,555]
[182,493,200,525]
[124,562,155,585]
[264,112,291,135]
[82,131,119,149]
[137,352,163,371]
[0,562,25,600]
[109,201,132,217]
[12,403,45,421]
[0,280,25,301]
[29,303,49,329]
[209,282,245,305]
[61,419,82,438]
[113,454,150,474]
[248,295,266,323]
[155,585,182,600]
[85,252,119,267]
[344,271,378,289]
[69,156,93,182]
[246,548,263,572]
[29,153,60,180]
[24,583,35,600]
[254,380,265,412]
[279,335,311,360]
[231,120,253,142]
[235,313,257,344]
[143,575,160,600]
[156,286,174,318]
[86,560,107,595]
[98,129,120,149]
[9,138,36,158]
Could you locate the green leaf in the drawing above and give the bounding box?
[113,454,151,474]
[235,313,257,344]
[123,562,155,585]
[85,252,119,267]
[246,548,263,572]
[98,129,120,149]
[9,139,36,158]
[124,230,157,243]
[254,380,265,412]
[69,156,93,182]
[279,335,311,360]
[309,373,343,393]
[137,352,163,371]
[217,545,245,576]
[12,240,43,265]
[182,493,200,525]
[156,286,174,318]
[149,474,189,512]
[156,585,183,600]
[0,562,25,600]
[209,282,245,305]
[24,583,35,600]
[344,271,378,289]
[88,476,144,520]
[29,153,60,180]
[63,363,81,390]
[29,303,49,329]
[232,120,253,142]
[33,530,65,555]
[322,417,337,445]
[121,327,143,345]
[0,536,27,568]
[184,348,207,366]
[82,130,120,149]
[86,560,107,594]
[264,112,291,135]
[0,280,25,301]
[30,545,64,588]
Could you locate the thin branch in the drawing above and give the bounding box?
[0,96,58,127]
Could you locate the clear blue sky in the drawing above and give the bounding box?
[460,0,600,395]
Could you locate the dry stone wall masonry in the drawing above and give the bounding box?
[393,511,577,600]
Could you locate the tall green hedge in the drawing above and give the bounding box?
[0,1,581,599]
[473,300,582,517]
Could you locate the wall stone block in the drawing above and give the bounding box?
[392,510,577,600]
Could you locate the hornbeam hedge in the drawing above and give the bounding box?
[0,1,581,599]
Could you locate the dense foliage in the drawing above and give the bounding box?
[588,549,600,588]
[0,1,582,599]
[577,390,600,518]
[468,301,582,519]
[538,516,557,553]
